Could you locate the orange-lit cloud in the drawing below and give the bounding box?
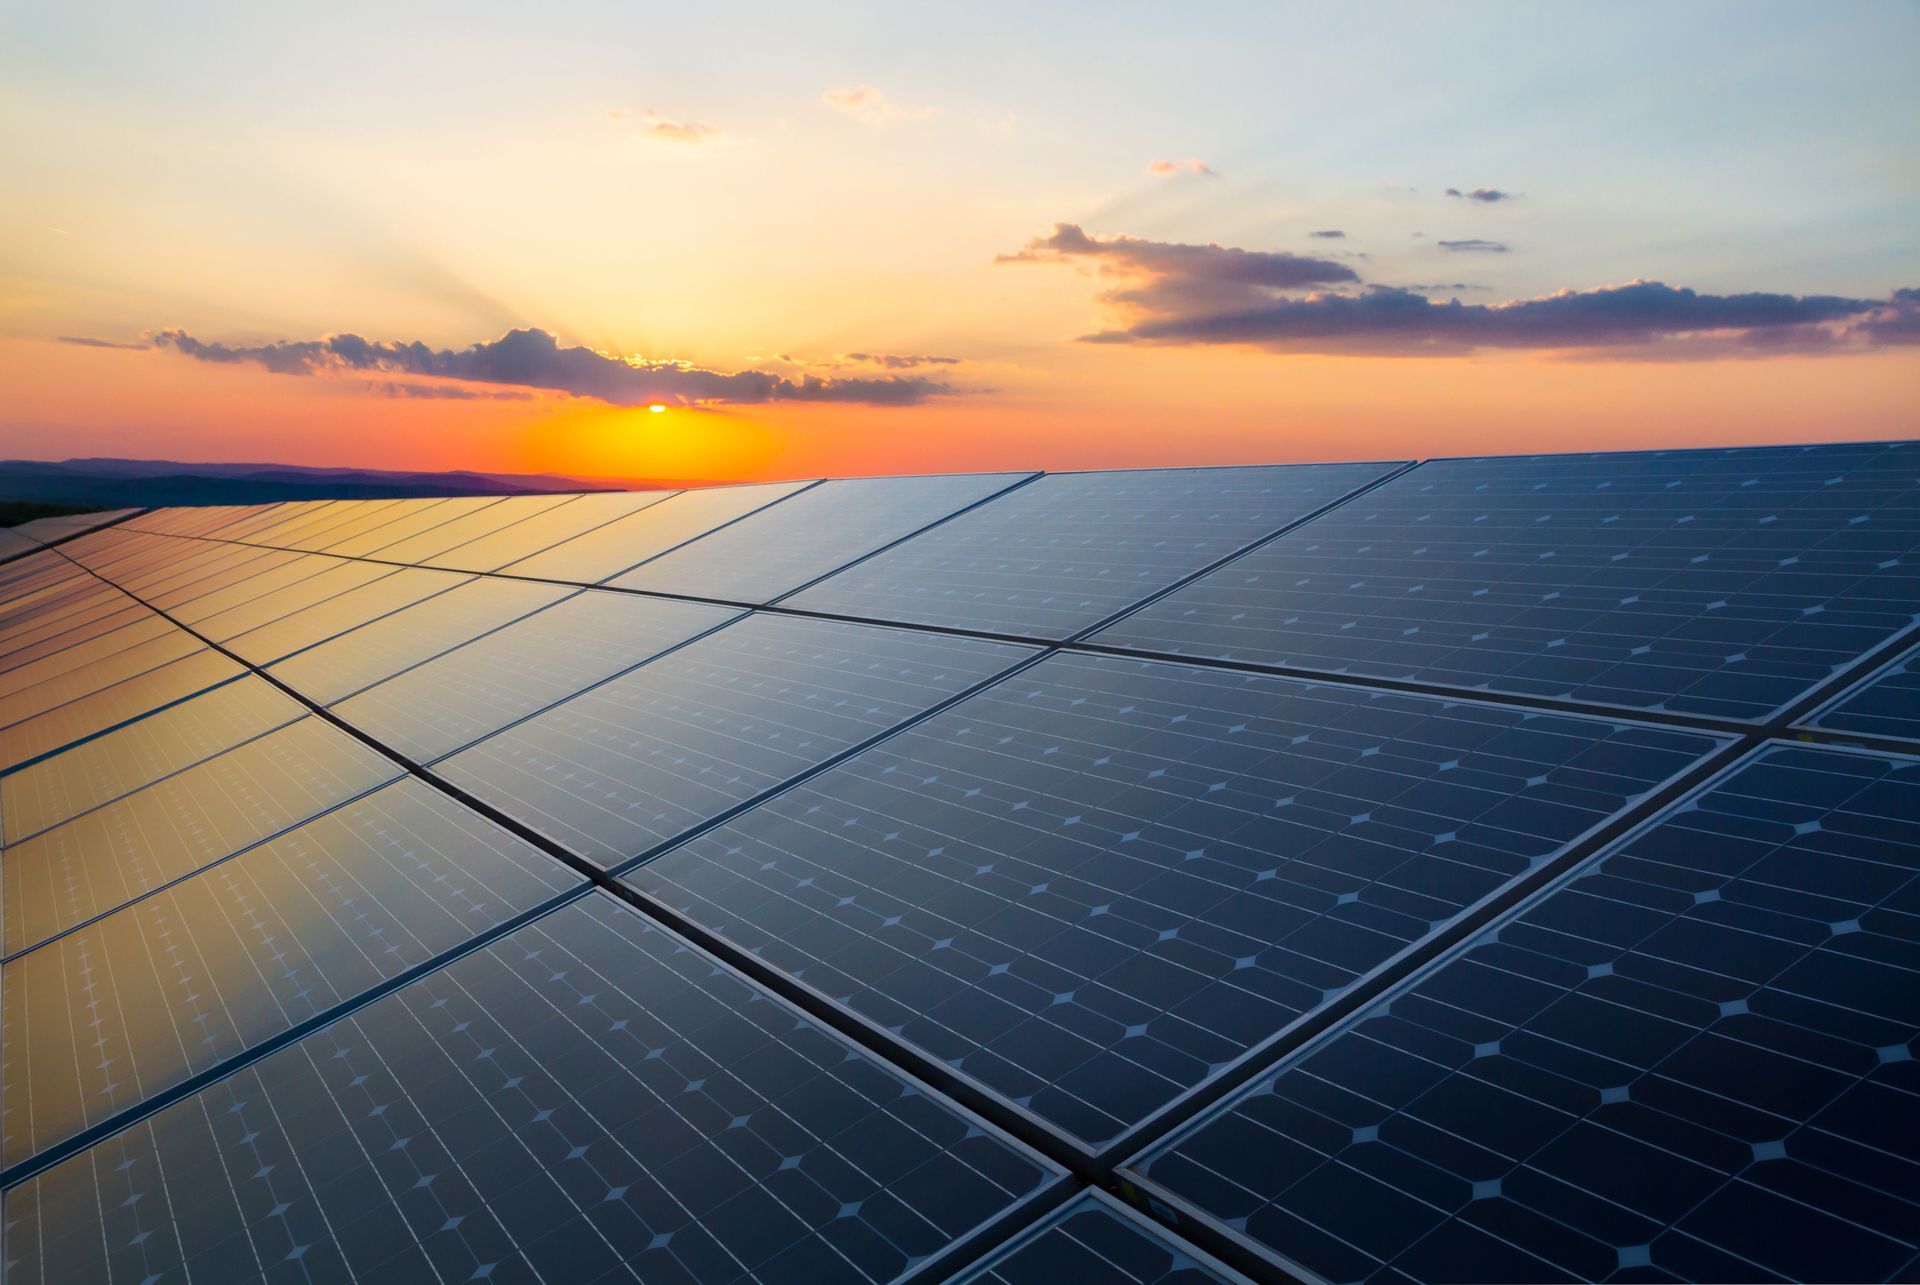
[1146,158,1220,178]
[821,84,938,123]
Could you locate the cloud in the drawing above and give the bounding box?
[1438,239,1509,253]
[372,381,537,401]
[59,336,150,350]
[1146,158,1220,178]
[1447,187,1516,202]
[1308,230,1345,239]
[822,84,937,124]
[1002,224,1911,357]
[841,352,963,369]
[636,110,716,143]
[147,327,954,406]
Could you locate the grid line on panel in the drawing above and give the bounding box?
[1120,741,1920,1285]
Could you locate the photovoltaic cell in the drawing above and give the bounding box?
[0,625,203,729]
[183,556,398,636]
[0,674,303,844]
[332,590,742,764]
[956,1192,1243,1285]
[1127,743,1920,1284]
[220,567,474,667]
[0,612,179,700]
[2,893,1061,1283]
[0,649,244,772]
[358,492,583,565]
[2,715,403,956]
[1099,442,1920,722]
[609,473,1033,605]
[438,614,1034,866]
[321,493,511,558]
[265,576,574,705]
[500,481,814,584]
[787,464,1400,641]
[1,778,580,1169]
[625,651,1724,1149]
[1799,635,1920,745]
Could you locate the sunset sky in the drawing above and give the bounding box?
[3,1,1915,484]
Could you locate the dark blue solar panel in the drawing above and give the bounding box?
[1128,742,1920,1284]
[1801,636,1920,745]
[1098,442,1920,722]
[3,893,1061,1283]
[1,779,580,1169]
[437,613,1034,867]
[957,1192,1243,1284]
[787,464,1399,640]
[625,651,1725,1150]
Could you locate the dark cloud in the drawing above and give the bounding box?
[148,327,953,406]
[372,381,537,401]
[1446,187,1515,202]
[1078,279,1909,356]
[1397,282,1490,292]
[1308,229,1345,239]
[841,352,963,369]
[999,222,1357,320]
[59,336,151,350]
[1438,239,1509,253]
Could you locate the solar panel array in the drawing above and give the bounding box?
[1,440,1915,1284]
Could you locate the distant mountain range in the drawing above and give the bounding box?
[0,458,708,511]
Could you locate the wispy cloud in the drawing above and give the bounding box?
[628,110,717,144]
[1446,187,1516,202]
[1146,158,1220,178]
[145,328,956,406]
[1438,238,1509,253]
[822,84,937,124]
[58,336,150,350]
[1308,229,1345,239]
[841,352,963,369]
[372,381,537,401]
[1004,223,1915,357]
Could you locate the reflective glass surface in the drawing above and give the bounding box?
[185,557,397,637]
[4,893,1059,1283]
[0,650,244,772]
[267,576,573,705]
[1801,637,1920,745]
[0,675,302,844]
[957,1193,1240,1285]
[360,492,582,565]
[440,614,1033,866]
[501,482,812,584]
[627,652,1723,1149]
[1130,743,1920,1284]
[2,716,402,955]
[423,491,692,573]
[333,590,742,763]
[221,568,474,667]
[2,778,580,1167]
[787,464,1399,640]
[611,473,1032,605]
[0,626,203,728]
[1100,442,1920,721]
[322,494,511,558]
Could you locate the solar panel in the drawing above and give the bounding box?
[0,611,180,700]
[355,491,584,565]
[1098,442,1920,722]
[3,892,1062,1282]
[220,567,474,667]
[609,472,1034,605]
[321,493,511,558]
[332,589,742,764]
[501,481,816,584]
[624,651,1725,1150]
[2,715,402,956]
[1798,635,1920,745]
[0,674,303,844]
[284,496,453,552]
[438,614,1035,867]
[957,1192,1245,1284]
[787,464,1400,641]
[183,555,398,636]
[1125,742,1920,1284]
[0,624,204,728]
[0,649,245,772]
[265,576,575,705]
[1,777,581,1169]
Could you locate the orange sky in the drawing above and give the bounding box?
[2,4,1914,483]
